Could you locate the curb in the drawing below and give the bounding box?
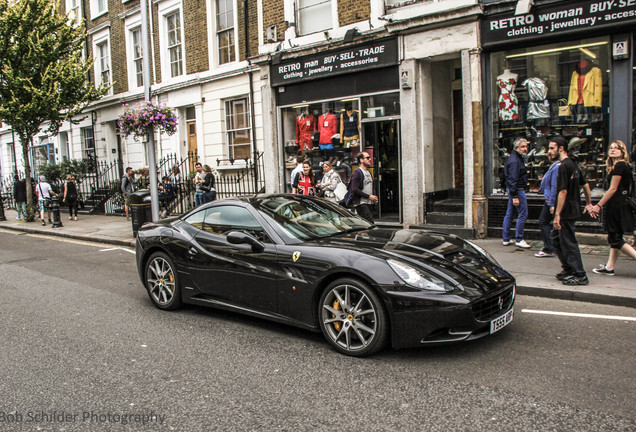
[0,224,136,248]
[517,285,636,309]
[2,222,633,308]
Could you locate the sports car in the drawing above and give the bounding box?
[135,194,515,356]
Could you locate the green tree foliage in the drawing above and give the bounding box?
[0,0,108,208]
[38,158,93,184]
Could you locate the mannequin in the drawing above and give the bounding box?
[340,106,360,148]
[568,60,602,107]
[319,110,338,159]
[497,69,519,121]
[295,110,317,151]
[522,77,549,119]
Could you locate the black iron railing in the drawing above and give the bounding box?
[0,170,25,209]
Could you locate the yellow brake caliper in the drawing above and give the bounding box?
[332,300,341,331]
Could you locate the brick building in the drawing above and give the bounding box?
[0,0,264,183]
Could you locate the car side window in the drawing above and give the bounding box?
[202,206,270,243]
[183,209,206,230]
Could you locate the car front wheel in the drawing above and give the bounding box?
[145,252,182,310]
[319,278,388,356]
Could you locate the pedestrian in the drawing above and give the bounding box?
[13,174,27,221]
[121,167,135,221]
[201,165,216,203]
[317,161,341,203]
[588,140,636,275]
[551,136,594,286]
[290,156,305,191]
[193,162,206,207]
[292,161,316,196]
[169,166,181,195]
[158,176,175,218]
[502,137,531,248]
[535,141,561,257]
[35,175,57,226]
[349,152,378,224]
[63,174,79,221]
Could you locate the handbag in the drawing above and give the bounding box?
[557,99,571,116]
[333,182,347,201]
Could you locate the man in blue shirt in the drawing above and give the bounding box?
[535,141,561,257]
[502,137,530,248]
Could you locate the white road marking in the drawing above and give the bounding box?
[522,309,636,321]
[99,247,135,254]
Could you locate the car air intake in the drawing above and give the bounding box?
[471,286,515,322]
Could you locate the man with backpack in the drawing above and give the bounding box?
[121,167,135,221]
[346,152,378,224]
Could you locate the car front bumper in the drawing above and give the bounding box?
[385,284,515,349]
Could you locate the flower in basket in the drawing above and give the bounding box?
[117,101,178,140]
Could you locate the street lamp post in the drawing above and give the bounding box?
[140,0,159,222]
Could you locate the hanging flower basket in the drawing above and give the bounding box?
[117,101,178,140]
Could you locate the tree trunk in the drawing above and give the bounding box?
[21,134,33,212]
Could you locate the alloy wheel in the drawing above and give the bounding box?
[320,282,382,354]
[145,254,180,309]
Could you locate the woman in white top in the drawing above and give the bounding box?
[317,161,342,203]
[36,175,57,226]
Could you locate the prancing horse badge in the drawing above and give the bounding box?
[292,251,301,262]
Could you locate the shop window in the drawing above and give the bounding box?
[297,0,332,36]
[225,97,251,160]
[361,93,400,119]
[280,98,361,188]
[490,37,610,198]
[216,0,236,65]
[632,41,636,157]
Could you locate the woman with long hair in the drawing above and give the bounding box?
[63,174,79,221]
[292,161,316,196]
[589,140,636,275]
[201,165,216,203]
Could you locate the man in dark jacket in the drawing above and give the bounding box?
[502,137,530,248]
[13,175,27,221]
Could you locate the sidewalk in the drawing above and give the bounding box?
[1,208,634,307]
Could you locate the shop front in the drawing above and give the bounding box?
[269,37,402,223]
[481,0,635,236]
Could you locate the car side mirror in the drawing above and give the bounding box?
[226,231,265,253]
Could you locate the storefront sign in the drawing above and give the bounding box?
[482,0,636,47]
[271,38,398,87]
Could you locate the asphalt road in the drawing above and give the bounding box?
[0,230,635,431]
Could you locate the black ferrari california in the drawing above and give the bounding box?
[136,194,515,356]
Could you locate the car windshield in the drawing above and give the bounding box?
[250,195,372,242]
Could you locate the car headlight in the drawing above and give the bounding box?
[464,240,500,266]
[387,259,453,292]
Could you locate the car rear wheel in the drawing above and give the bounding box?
[145,252,182,310]
[319,278,388,356]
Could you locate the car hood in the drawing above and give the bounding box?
[315,228,514,293]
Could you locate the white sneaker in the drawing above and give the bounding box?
[515,240,531,249]
[502,240,513,246]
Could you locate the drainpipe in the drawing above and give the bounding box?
[244,0,259,192]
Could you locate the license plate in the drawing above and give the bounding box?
[490,308,514,334]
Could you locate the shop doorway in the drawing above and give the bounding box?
[362,120,401,222]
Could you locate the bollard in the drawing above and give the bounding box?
[50,196,63,228]
[0,195,6,221]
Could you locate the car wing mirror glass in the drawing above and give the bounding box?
[226,230,265,253]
